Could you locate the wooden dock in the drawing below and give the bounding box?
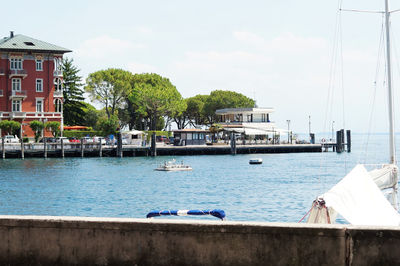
[0,142,322,158]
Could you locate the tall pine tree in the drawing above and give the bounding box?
[62,58,86,126]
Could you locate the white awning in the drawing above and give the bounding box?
[121,130,144,136]
[323,164,400,226]
[244,128,271,135]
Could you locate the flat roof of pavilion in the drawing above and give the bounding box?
[215,107,274,115]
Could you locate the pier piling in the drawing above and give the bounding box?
[151,133,156,157]
[99,138,103,157]
[117,133,123,158]
[336,131,343,153]
[340,129,345,151]
[2,137,5,159]
[80,139,84,157]
[43,137,47,158]
[20,140,24,159]
[346,130,351,153]
[230,132,236,155]
[61,138,65,158]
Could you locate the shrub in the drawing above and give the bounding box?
[29,120,44,142]
[63,130,103,138]
[97,116,119,136]
[0,120,20,135]
[45,121,60,137]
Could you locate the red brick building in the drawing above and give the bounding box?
[0,31,71,138]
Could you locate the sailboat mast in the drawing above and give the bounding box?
[384,0,396,165]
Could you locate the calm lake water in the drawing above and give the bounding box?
[0,134,398,222]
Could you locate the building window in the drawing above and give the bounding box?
[54,58,62,71]
[36,79,43,92]
[55,99,62,112]
[54,78,62,91]
[36,99,43,112]
[10,58,23,70]
[12,100,21,112]
[12,78,21,91]
[36,59,43,71]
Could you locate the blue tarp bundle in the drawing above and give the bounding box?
[146,209,226,220]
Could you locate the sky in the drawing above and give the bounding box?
[3,0,400,134]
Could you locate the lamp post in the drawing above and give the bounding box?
[332,121,335,142]
[286,120,291,143]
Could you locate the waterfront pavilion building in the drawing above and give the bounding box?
[215,107,285,142]
[0,31,71,138]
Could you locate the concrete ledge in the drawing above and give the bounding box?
[0,215,398,265]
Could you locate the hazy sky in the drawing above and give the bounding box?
[3,0,400,134]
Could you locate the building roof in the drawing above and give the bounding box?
[0,33,71,53]
[215,107,274,115]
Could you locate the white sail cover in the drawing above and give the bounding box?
[370,164,397,190]
[323,164,400,226]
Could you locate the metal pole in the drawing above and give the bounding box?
[385,0,396,165]
[286,120,290,143]
[385,0,397,210]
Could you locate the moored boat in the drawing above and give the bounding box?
[155,159,192,171]
[249,158,263,165]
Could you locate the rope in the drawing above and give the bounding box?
[340,8,383,14]
[298,201,316,223]
[319,0,343,192]
[324,205,331,224]
[360,14,385,165]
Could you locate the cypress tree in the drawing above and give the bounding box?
[62,58,86,125]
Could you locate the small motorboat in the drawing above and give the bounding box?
[249,158,263,165]
[155,159,192,171]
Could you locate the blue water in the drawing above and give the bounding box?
[0,134,398,222]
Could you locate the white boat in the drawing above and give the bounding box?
[249,158,263,165]
[155,159,192,171]
[305,0,400,226]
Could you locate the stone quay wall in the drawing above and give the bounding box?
[0,215,398,265]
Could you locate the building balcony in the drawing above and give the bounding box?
[9,69,28,79]
[9,90,27,100]
[54,70,63,77]
[10,111,26,119]
[53,90,63,97]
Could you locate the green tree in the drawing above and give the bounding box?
[186,95,208,127]
[203,90,255,125]
[97,115,119,135]
[82,102,100,129]
[45,121,61,137]
[129,73,186,130]
[0,120,21,136]
[62,58,86,125]
[85,69,133,119]
[29,121,44,142]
